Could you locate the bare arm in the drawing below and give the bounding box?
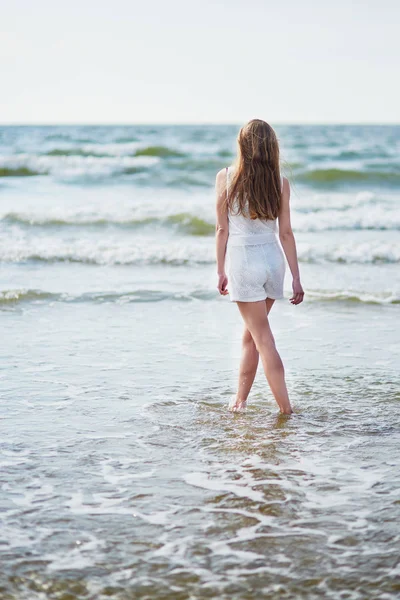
[278,177,304,304]
[215,169,229,295]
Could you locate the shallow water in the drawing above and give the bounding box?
[2,299,400,599]
[1,125,400,598]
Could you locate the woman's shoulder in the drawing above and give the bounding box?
[215,166,233,190]
[216,166,227,176]
[215,167,229,199]
[215,166,228,183]
[281,175,290,195]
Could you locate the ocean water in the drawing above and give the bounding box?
[1,124,399,599]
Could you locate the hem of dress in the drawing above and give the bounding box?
[229,294,285,302]
[229,295,267,302]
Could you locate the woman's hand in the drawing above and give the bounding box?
[290,277,304,305]
[217,272,229,296]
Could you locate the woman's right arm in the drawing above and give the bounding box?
[278,177,304,305]
[215,169,229,296]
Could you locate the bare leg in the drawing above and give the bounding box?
[234,299,275,407]
[236,300,292,415]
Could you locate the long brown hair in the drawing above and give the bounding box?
[227,119,281,220]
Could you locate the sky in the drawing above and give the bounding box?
[1,0,399,124]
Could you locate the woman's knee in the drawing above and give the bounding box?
[253,328,276,354]
[242,328,255,347]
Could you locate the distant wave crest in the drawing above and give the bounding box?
[1,212,215,236]
[4,206,400,234]
[299,168,400,185]
[134,145,186,158]
[0,238,399,266]
[2,149,400,190]
[0,167,45,177]
[0,289,55,304]
[306,290,400,305]
[0,288,216,307]
[2,287,399,308]
[43,144,186,159]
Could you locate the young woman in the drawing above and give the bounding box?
[215,119,304,415]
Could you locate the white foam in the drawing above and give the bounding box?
[45,533,107,571]
[0,153,157,179]
[293,205,400,231]
[65,491,132,515]
[183,471,265,503]
[208,539,265,561]
[298,240,400,264]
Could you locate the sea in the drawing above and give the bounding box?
[1,124,399,599]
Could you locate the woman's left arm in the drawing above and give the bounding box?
[215,169,229,295]
[278,177,304,305]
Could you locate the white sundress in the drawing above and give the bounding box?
[225,165,286,302]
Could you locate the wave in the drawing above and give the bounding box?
[336,149,391,160]
[217,149,234,157]
[1,212,215,236]
[45,143,177,158]
[0,154,157,181]
[45,148,111,157]
[293,207,400,231]
[2,287,399,309]
[306,290,400,305]
[298,168,400,185]
[0,289,55,305]
[1,239,399,265]
[307,149,392,162]
[0,288,216,307]
[134,145,186,158]
[0,239,214,266]
[44,133,95,143]
[114,136,139,143]
[0,167,45,177]
[166,213,214,235]
[298,241,400,264]
[3,148,400,190]
[45,133,74,141]
[6,254,211,266]
[4,202,400,234]
[173,157,230,171]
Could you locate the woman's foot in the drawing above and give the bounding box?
[228,395,248,412]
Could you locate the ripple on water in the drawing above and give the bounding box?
[1,373,400,599]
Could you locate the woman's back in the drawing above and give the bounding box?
[226,166,282,242]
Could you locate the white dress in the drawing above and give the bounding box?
[225,165,286,302]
